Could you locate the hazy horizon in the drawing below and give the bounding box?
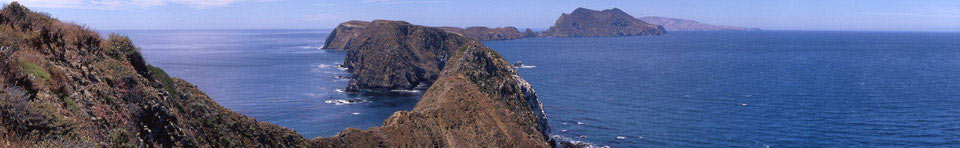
[4,0,959,32]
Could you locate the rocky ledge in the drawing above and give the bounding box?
[437,26,538,41]
[317,20,552,147]
[542,7,666,37]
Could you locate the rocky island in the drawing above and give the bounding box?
[638,16,760,31]
[318,20,552,147]
[0,3,552,147]
[542,7,666,37]
[437,26,538,41]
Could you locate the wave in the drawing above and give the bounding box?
[390,89,422,94]
[517,65,536,69]
[297,45,322,49]
[317,64,332,68]
[324,98,367,105]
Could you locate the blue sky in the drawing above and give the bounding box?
[4,0,959,31]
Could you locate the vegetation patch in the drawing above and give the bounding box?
[16,59,50,81]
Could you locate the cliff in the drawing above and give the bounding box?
[638,16,760,31]
[437,26,538,41]
[0,3,311,147]
[542,7,666,37]
[317,20,552,147]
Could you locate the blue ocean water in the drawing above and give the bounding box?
[486,31,960,147]
[116,30,960,147]
[110,29,421,139]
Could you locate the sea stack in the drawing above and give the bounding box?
[317,20,552,147]
[437,26,538,41]
[542,7,666,37]
[638,16,761,31]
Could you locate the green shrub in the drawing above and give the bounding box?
[16,59,49,81]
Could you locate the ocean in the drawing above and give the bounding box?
[115,30,960,147]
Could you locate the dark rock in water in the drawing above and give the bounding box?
[437,26,537,41]
[638,16,761,31]
[542,7,666,37]
[559,141,594,148]
[0,2,311,147]
[317,20,553,147]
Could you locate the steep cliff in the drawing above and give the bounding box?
[542,7,666,37]
[317,20,552,147]
[0,3,311,147]
[437,26,538,41]
[638,16,760,31]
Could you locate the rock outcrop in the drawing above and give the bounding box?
[0,3,311,147]
[317,20,552,147]
[542,7,666,37]
[437,26,537,41]
[638,16,760,31]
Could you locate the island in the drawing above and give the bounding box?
[541,7,666,37]
[437,26,538,41]
[318,20,552,147]
[638,16,760,31]
[0,3,552,147]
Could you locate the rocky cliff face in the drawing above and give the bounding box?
[323,20,469,92]
[0,3,311,147]
[437,26,538,41]
[317,20,552,147]
[542,7,666,37]
[639,16,760,31]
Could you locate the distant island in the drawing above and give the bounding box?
[638,16,760,31]
[437,26,538,41]
[542,7,665,37]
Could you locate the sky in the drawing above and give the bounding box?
[2,0,959,31]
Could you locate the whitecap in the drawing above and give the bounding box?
[517,65,536,69]
[317,64,332,68]
[616,136,626,140]
[324,98,367,105]
[390,89,422,94]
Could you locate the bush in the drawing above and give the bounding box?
[15,59,49,81]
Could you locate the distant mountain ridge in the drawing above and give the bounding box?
[639,16,760,31]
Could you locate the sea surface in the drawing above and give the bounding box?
[116,30,960,147]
